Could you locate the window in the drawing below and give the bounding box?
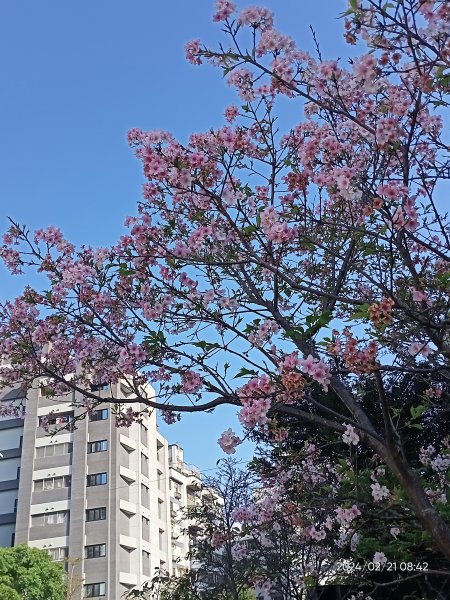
[86,507,106,522]
[142,516,150,542]
[48,547,68,561]
[89,409,108,422]
[34,475,71,491]
[156,440,164,463]
[84,582,106,597]
[141,452,149,476]
[140,424,148,446]
[32,511,68,526]
[90,383,108,391]
[141,483,149,508]
[142,550,151,576]
[36,442,73,458]
[87,440,108,454]
[39,412,73,427]
[159,529,165,551]
[158,499,164,520]
[85,543,106,559]
[87,472,107,487]
[173,481,182,498]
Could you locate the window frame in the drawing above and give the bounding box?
[48,547,68,561]
[87,472,108,487]
[34,475,71,492]
[36,442,73,458]
[84,582,106,597]
[32,510,69,527]
[85,543,106,559]
[39,412,73,427]
[87,440,108,454]
[85,507,107,522]
[89,409,108,422]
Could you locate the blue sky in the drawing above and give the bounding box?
[0,0,348,471]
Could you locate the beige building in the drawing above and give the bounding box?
[167,443,203,576]
[0,382,200,599]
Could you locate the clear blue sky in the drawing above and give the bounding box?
[0,0,348,471]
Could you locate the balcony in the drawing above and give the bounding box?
[119,466,137,483]
[119,499,137,516]
[119,572,138,586]
[119,435,136,452]
[119,535,137,550]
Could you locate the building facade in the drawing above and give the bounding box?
[0,382,198,600]
[167,443,203,577]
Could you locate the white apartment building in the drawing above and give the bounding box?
[167,443,204,576]
[0,382,201,600]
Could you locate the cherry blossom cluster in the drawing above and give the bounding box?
[217,428,242,454]
[237,376,274,428]
[369,297,395,327]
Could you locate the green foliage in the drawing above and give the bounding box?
[0,545,65,600]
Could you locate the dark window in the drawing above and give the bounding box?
[85,543,106,559]
[86,507,107,522]
[39,412,73,427]
[84,582,106,597]
[90,383,109,391]
[87,473,107,487]
[16,466,20,480]
[14,499,18,513]
[87,440,108,454]
[89,409,108,422]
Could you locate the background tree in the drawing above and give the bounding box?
[1,0,450,579]
[184,459,259,600]
[0,545,66,600]
[127,459,259,600]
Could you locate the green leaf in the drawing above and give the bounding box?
[284,327,305,339]
[409,404,427,420]
[436,272,450,287]
[242,225,257,235]
[118,263,134,276]
[233,367,259,379]
[351,303,371,320]
[192,341,220,352]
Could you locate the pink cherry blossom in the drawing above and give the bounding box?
[181,370,203,393]
[342,424,360,446]
[213,0,236,22]
[371,482,390,502]
[373,552,387,565]
[218,428,242,454]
